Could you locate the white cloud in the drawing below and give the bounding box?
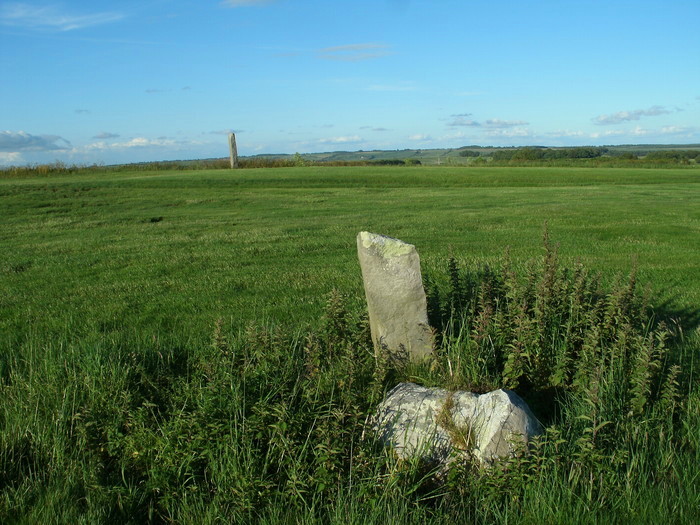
[593,106,671,125]
[85,137,182,151]
[408,134,432,141]
[630,126,652,136]
[318,135,363,144]
[590,124,696,140]
[483,119,529,129]
[0,151,23,165]
[0,130,71,152]
[319,43,390,62]
[589,129,632,139]
[485,127,532,138]
[547,130,587,138]
[0,3,124,31]
[660,125,694,135]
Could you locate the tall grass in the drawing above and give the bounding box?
[1,166,698,522]
[1,236,698,523]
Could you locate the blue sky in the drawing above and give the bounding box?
[1,0,699,165]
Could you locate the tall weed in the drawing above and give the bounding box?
[1,238,698,522]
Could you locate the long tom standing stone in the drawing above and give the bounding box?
[357,232,434,362]
[228,132,238,169]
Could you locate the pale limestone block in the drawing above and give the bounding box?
[356,232,434,362]
[374,382,542,468]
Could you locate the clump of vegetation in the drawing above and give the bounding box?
[424,228,687,425]
[1,231,698,522]
[458,149,482,157]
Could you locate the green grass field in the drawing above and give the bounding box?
[1,166,699,523]
[3,167,699,339]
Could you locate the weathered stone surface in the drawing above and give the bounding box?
[374,382,542,468]
[228,132,238,169]
[356,232,434,362]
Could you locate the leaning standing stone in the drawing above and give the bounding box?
[356,232,434,362]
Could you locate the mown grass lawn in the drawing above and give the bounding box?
[1,166,699,523]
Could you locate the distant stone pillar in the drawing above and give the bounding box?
[357,232,435,363]
[228,133,238,169]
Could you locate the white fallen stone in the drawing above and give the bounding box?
[356,232,434,362]
[374,382,542,468]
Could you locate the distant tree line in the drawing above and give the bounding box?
[456,146,700,165]
[3,148,698,178]
[643,150,700,162]
[491,147,609,161]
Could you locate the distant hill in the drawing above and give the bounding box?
[241,144,700,166]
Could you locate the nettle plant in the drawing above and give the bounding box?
[424,230,682,431]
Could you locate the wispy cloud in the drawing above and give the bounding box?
[448,117,528,128]
[592,106,671,125]
[93,132,119,139]
[74,109,91,115]
[546,130,587,138]
[447,117,480,127]
[318,135,363,144]
[221,0,275,6]
[482,119,529,129]
[85,137,182,151]
[660,125,695,135]
[0,3,124,31]
[589,126,653,139]
[485,127,532,138]
[408,134,432,141]
[590,125,697,139]
[0,130,71,152]
[0,152,23,164]
[361,126,390,132]
[319,43,390,62]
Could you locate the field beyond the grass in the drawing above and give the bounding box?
[1,166,699,523]
[2,166,699,340]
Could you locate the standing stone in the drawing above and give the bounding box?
[228,132,238,169]
[374,382,542,468]
[356,232,434,362]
